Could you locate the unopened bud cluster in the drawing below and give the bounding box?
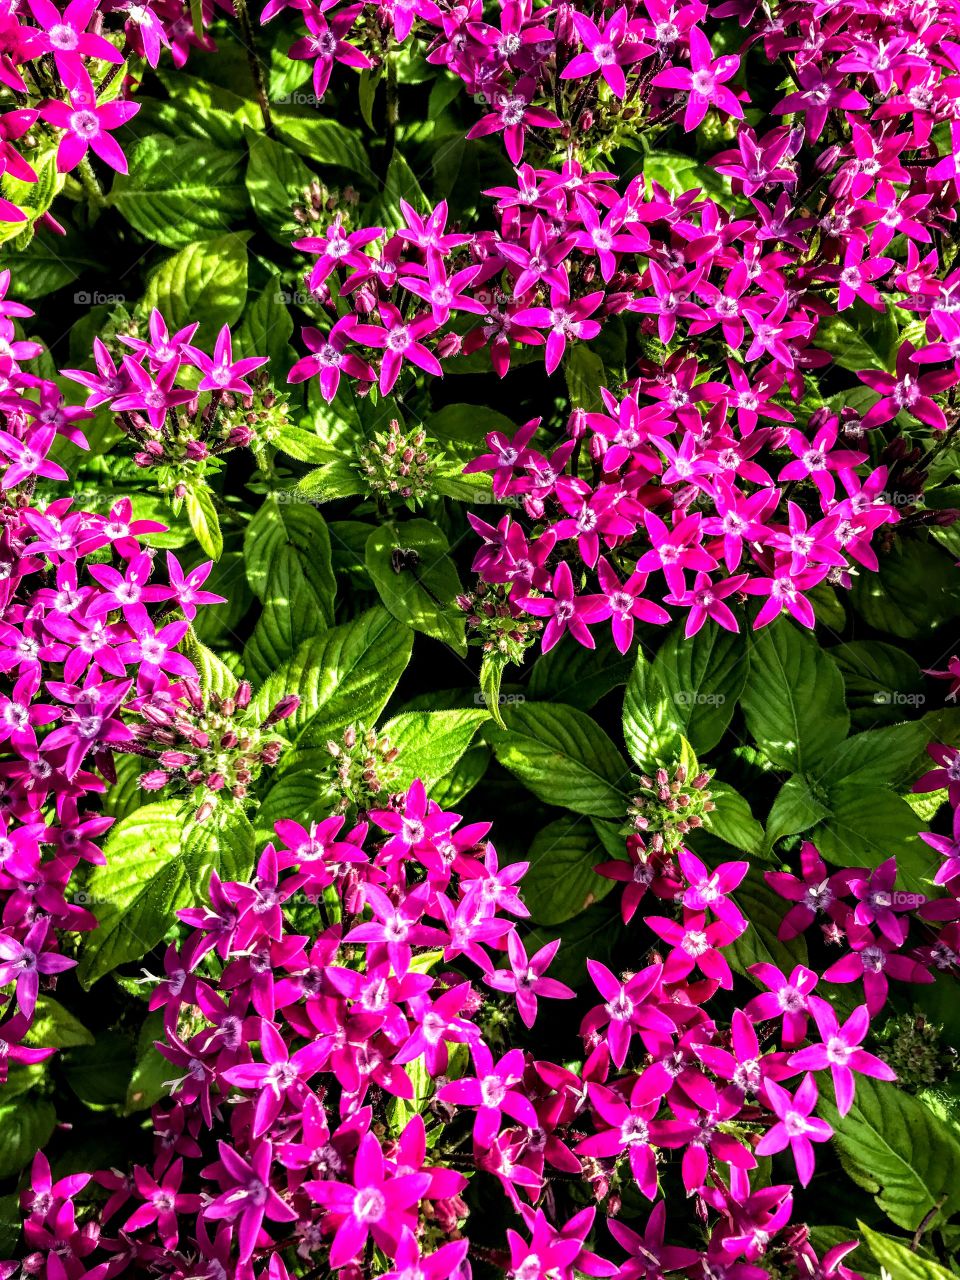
[873,1009,959,1092]
[625,764,714,854]
[214,370,291,452]
[133,678,299,821]
[356,418,437,506]
[325,722,401,815]
[291,178,360,226]
[456,582,542,664]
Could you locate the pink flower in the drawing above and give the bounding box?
[652,27,744,130]
[40,68,139,174]
[482,932,574,1028]
[560,7,652,98]
[788,1002,896,1115]
[755,1074,832,1186]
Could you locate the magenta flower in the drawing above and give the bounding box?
[512,283,604,375]
[743,962,820,1048]
[21,0,124,81]
[608,1202,700,1279]
[576,1077,672,1198]
[678,849,749,930]
[123,1159,200,1248]
[293,218,383,290]
[203,1140,297,1262]
[0,426,68,489]
[288,319,375,402]
[466,76,562,164]
[347,303,441,394]
[561,6,652,97]
[594,557,670,652]
[765,842,857,939]
[652,27,744,130]
[437,1042,538,1146]
[788,1001,896,1115]
[40,68,139,174]
[112,355,195,429]
[755,1073,833,1185]
[186,325,268,394]
[517,561,607,653]
[858,342,958,431]
[482,932,574,1028]
[0,917,75,1018]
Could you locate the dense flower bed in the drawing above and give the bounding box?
[0,0,959,1275]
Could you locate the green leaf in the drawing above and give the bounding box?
[766,774,830,848]
[706,783,766,857]
[383,708,489,791]
[564,343,606,410]
[63,1030,134,1109]
[815,299,899,373]
[0,1098,55,1178]
[245,127,314,242]
[741,621,849,772]
[185,483,223,561]
[23,997,95,1048]
[528,633,632,711]
[859,1225,956,1280]
[521,815,616,925]
[643,150,730,201]
[812,784,924,873]
[851,539,960,638]
[814,721,933,790]
[365,519,466,655]
[180,627,239,700]
[823,1076,960,1231]
[297,456,367,502]
[377,148,428,229]
[243,497,336,680]
[273,112,370,170]
[831,641,926,728]
[486,702,631,818]
[78,806,255,987]
[236,274,294,379]
[109,135,247,247]
[126,1014,171,1114]
[653,624,749,756]
[250,606,412,744]
[143,233,249,332]
[622,648,682,772]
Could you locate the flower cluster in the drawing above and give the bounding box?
[270,0,960,647]
[62,312,272,496]
[0,290,212,1073]
[0,0,224,228]
[13,777,944,1280]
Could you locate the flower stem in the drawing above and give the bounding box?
[233,0,274,137]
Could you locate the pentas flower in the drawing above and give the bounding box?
[40,68,140,174]
[652,27,744,130]
[482,932,575,1028]
[186,325,268,394]
[788,1002,897,1115]
[437,1042,538,1145]
[306,1132,431,1266]
[561,7,653,98]
[754,1074,833,1185]
[516,561,607,652]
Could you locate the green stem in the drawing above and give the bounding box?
[78,155,105,212]
[233,0,274,137]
